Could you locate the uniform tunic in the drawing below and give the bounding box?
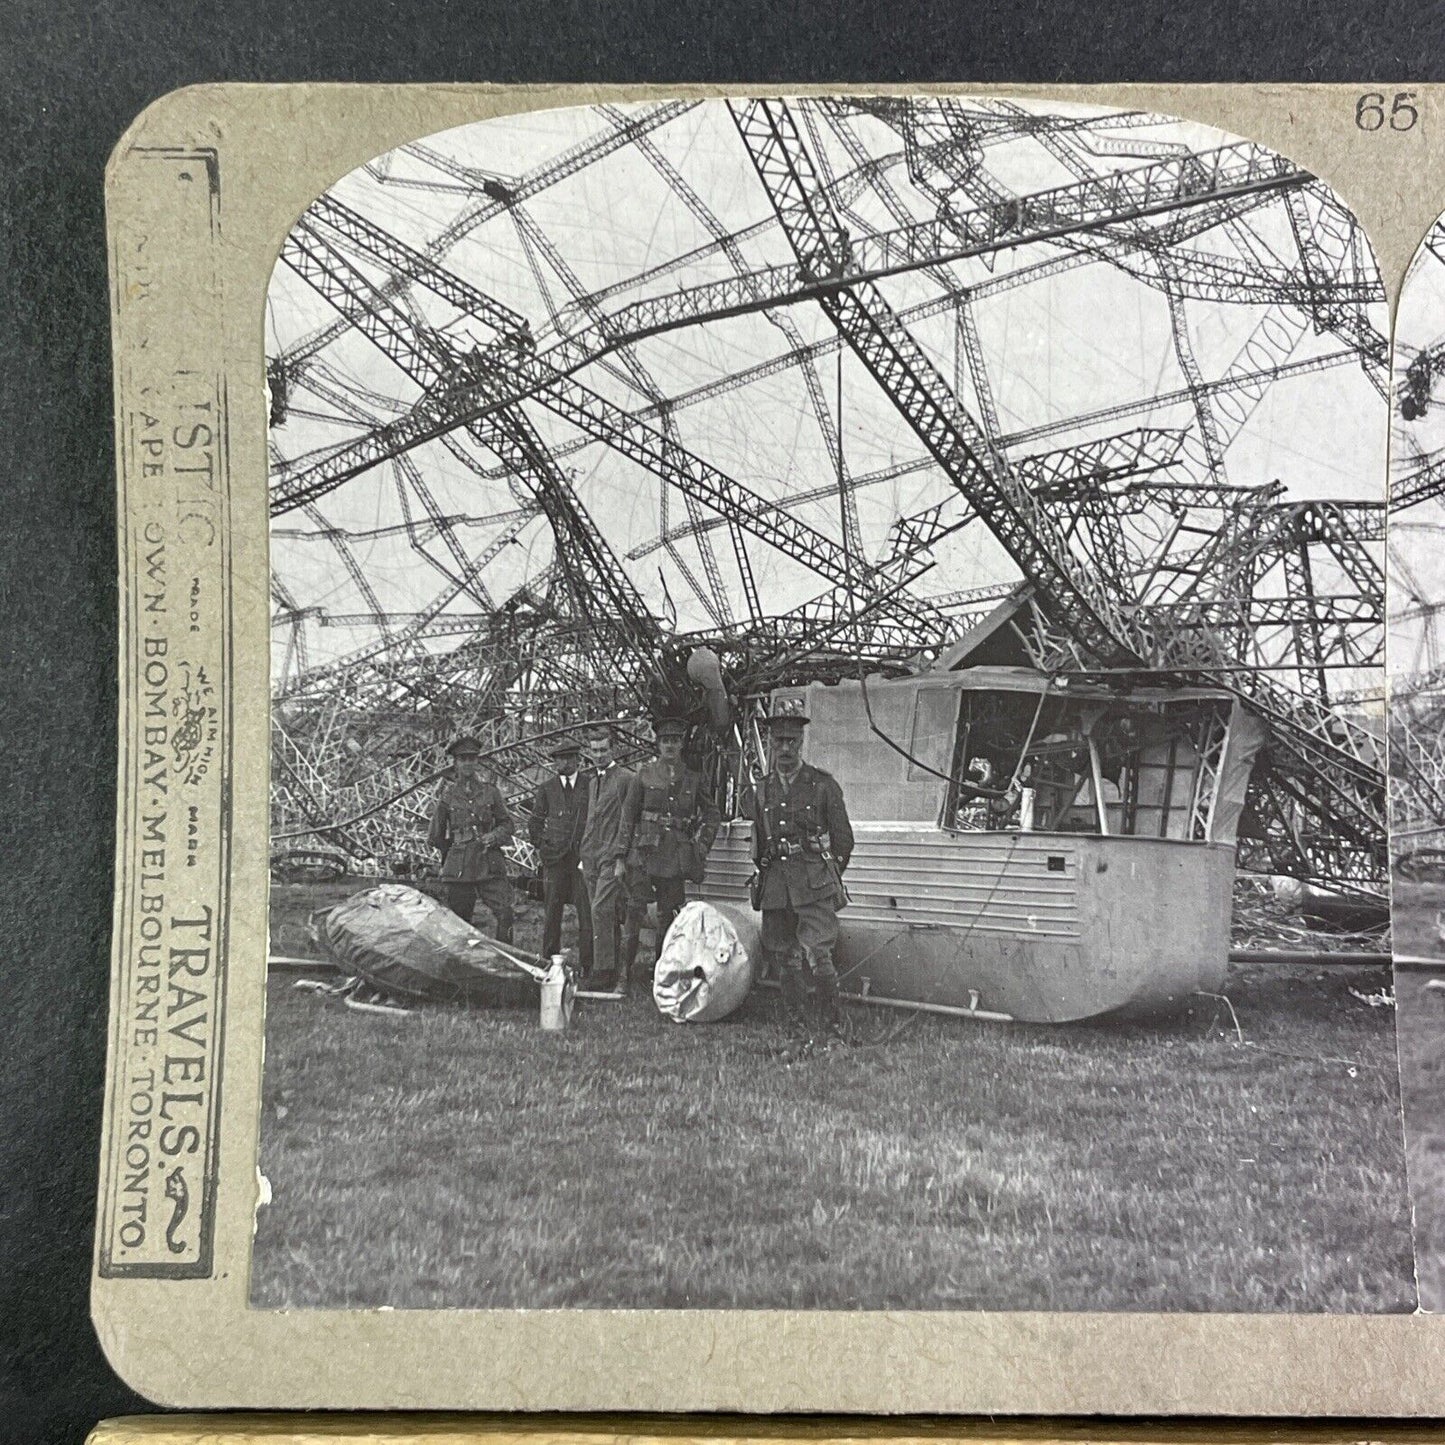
[427,774,515,938]
[428,775,513,880]
[619,760,721,880]
[751,762,853,906]
[750,762,854,976]
[619,759,722,959]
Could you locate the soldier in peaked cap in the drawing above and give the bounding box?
[750,700,854,1047]
[618,715,720,980]
[428,734,516,944]
[529,737,593,974]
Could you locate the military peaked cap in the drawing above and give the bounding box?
[762,698,810,728]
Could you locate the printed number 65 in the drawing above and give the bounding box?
[1356,91,1419,132]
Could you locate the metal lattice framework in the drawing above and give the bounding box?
[267,97,1388,891]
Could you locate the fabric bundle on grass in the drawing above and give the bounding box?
[653,900,755,1023]
[320,884,547,1001]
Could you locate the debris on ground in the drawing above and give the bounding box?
[1231,877,1390,956]
[1346,986,1396,1009]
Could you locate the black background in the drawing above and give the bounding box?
[5,3,1445,1442]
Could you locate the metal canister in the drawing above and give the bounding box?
[539,956,573,1031]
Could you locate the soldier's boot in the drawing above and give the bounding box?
[620,920,642,989]
[579,964,618,994]
[780,967,811,1042]
[814,972,847,1045]
[585,939,622,996]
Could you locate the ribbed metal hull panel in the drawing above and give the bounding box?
[696,822,1232,1023]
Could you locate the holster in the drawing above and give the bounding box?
[747,869,763,911]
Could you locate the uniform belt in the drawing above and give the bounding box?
[765,837,825,861]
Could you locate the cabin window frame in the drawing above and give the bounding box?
[942,692,1234,842]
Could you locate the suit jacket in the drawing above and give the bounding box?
[579,762,635,871]
[529,772,589,867]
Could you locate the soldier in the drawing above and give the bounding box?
[529,738,593,974]
[619,716,721,976]
[577,721,636,995]
[750,702,854,1046]
[427,734,515,944]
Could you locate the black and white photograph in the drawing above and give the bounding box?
[1386,212,1445,1312]
[255,94,1410,1313]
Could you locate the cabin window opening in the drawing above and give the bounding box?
[1118,723,1177,840]
[1123,703,1223,842]
[941,715,973,829]
[946,691,1050,833]
[1028,731,1095,832]
[943,692,1231,841]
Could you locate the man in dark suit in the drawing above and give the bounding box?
[529,738,593,974]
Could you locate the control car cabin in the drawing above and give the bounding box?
[702,614,1268,1022]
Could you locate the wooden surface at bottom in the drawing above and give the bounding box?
[85,1418,1445,1444]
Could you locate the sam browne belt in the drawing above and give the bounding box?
[763,836,827,862]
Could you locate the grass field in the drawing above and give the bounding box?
[251,882,1416,1313]
[1392,879,1445,1311]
